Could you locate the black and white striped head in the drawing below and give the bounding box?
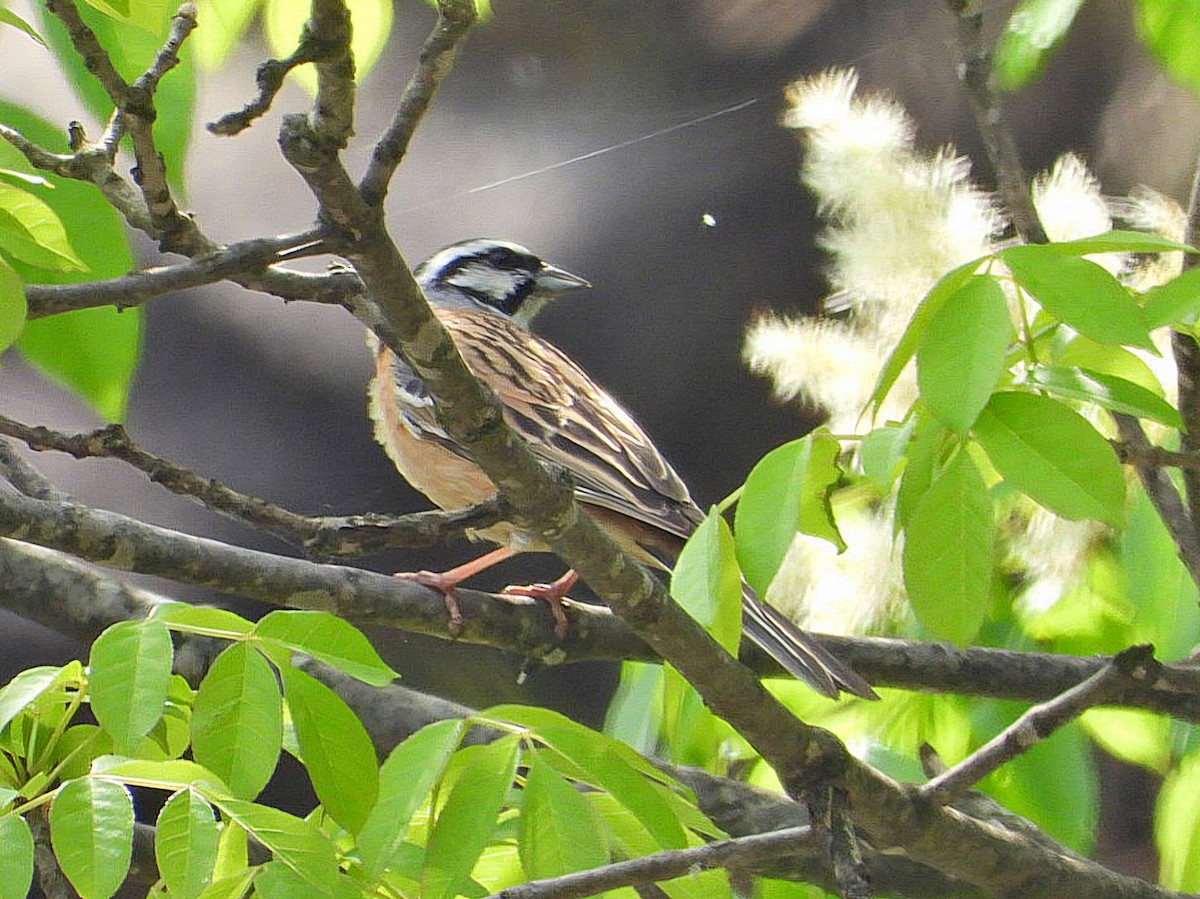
[415,238,591,326]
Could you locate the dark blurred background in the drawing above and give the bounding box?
[2,0,1198,875]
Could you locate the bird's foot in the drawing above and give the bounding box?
[395,570,466,637]
[501,570,579,639]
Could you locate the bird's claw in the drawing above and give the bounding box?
[395,570,465,637]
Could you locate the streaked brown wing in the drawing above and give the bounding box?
[436,309,704,541]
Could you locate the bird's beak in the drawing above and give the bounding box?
[536,263,592,293]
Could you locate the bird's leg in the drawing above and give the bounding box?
[395,546,520,635]
[501,570,579,639]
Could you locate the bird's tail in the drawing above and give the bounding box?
[740,584,878,700]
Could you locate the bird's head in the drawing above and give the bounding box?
[415,238,591,326]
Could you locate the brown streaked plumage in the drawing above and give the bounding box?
[368,239,877,699]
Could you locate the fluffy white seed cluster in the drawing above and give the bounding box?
[745,68,1004,434]
[745,67,1188,635]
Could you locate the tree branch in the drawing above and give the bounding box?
[487,827,823,899]
[0,416,508,552]
[22,231,331,317]
[920,647,1155,805]
[1113,413,1200,589]
[944,0,1046,244]
[359,0,477,206]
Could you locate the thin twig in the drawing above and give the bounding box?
[0,415,505,552]
[1113,413,1200,589]
[486,827,820,899]
[920,646,1157,805]
[1112,440,1200,472]
[23,231,332,317]
[0,122,155,233]
[359,0,477,206]
[209,0,355,140]
[1164,59,1200,575]
[42,0,130,104]
[208,50,318,136]
[123,3,203,251]
[945,0,1046,244]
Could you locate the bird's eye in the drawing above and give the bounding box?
[486,246,525,270]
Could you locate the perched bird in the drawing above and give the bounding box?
[368,238,876,699]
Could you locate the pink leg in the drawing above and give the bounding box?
[502,570,579,638]
[396,546,520,635]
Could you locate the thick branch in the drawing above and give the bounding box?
[0,487,637,661]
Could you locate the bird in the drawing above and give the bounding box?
[367,238,877,699]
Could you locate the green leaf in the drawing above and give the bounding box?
[358,718,465,879]
[734,432,845,596]
[89,619,174,754]
[50,777,134,899]
[191,644,282,800]
[672,511,741,654]
[1034,229,1196,256]
[1122,490,1200,660]
[80,0,169,34]
[0,5,45,44]
[602,662,664,756]
[0,813,33,899]
[974,392,1125,526]
[519,753,608,880]
[1002,246,1154,351]
[0,103,140,422]
[490,706,687,851]
[1024,365,1182,428]
[1143,266,1200,328]
[0,257,25,351]
[279,665,378,834]
[94,758,230,796]
[152,603,255,638]
[254,863,365,899]
[156,789,220,899]
[0,665,63,735]
[859,419,914,489]
[423,735,519,899]
[993,0,1085,91]
[36,2,194,194]
[1054,335,1164,393]
[208,798,338,894]
[194,869,256,899]
[895,415,951,528]
[18,307,142,422]
[1157,748,1200,889]
[659,666,734,770]
[977,714,1096,852]
[902,449,992,644]
[869,259,984,411]
[254,611,398,686]
[917,275,1014,432]
[1134,0,1200,97]
[1079,708,1170,774]
[263,0,393,90]
[50,726,113,782]
[0,180,86,273]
